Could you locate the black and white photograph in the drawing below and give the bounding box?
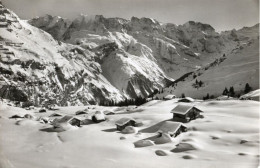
[0,0,259,167]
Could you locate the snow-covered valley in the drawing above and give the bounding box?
[0,99,259,168]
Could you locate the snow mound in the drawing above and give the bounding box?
[120,136,126,140]
[24,114,34,119]
[182,154,196,159]
[134,140,155,148]
[154,133,172,144]
[122,126,138,134]
[155,150,169,156]
[15,119,39,126]
[53,122,77,132]
[171,143,197,153]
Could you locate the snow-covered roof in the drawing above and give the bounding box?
[57,115,80,123]
[164,94,176,99]
[73,116,86,121]
[178,97,194,102]
[49,113,62,117]
[171,104,202,115]
[94,111,105,121]
[104,110,115,115]
[75,110,88,115]
[158,121,186,134]
[115,117,136,126]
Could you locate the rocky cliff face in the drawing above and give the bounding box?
[28,15,71,40]
[0,2,243,105]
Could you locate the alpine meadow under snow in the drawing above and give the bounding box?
[0,0,259,168]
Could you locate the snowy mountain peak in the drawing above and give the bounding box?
[1,2,258,106]
[182,21,215,32]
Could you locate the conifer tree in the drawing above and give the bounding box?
[229,86,235,97]
[244,83,252,94]
[181,93,185,98]
[199,80,203,87]
[206,93,210,99]
[223,87,228,95]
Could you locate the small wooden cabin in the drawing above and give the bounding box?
[115,118,136,131]
[157,121,187,137]
[171,104,203,122]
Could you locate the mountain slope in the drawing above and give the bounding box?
[155,25,259,99]
[0,2,125,105]
[0,3,174,105]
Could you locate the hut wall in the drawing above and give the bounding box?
[70,118,80,127]
[173,113,185,119]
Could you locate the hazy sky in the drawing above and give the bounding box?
[2,0,259,31]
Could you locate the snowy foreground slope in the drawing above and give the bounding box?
[0,99,259,168]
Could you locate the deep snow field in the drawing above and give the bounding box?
[0,99,259,168]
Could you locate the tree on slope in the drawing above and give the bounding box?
[181,93,185,98]
[203,93,210,100]
[244,83,252,94]
[222,87,229,95]
[198,80,203,87]
[229,86,235,97]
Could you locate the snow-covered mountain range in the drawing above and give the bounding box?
[0,1,258,105]
[155,25,259,99]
